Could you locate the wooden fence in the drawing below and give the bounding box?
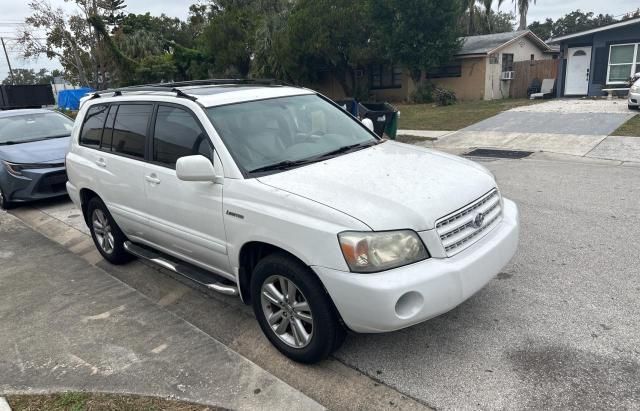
[509,59,559,98]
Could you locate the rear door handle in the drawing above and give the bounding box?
[95,158,106,168]
[145,174,161,185]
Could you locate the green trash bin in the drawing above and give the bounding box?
[359,102,399,140]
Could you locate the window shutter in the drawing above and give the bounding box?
[592,47,608,85]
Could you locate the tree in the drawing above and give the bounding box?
[17,0,128,89]
[1,67,59,85]
[199,2,258,77]
[513,0,535,31]
[528,18,553,40]
[370,0,464,84]
[528,10,617,40]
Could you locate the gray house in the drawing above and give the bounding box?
[549,17,640,97]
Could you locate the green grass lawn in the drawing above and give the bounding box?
[612,113,640,136]
[396,98,543,131]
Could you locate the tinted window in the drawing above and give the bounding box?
[80,105,108,148]
[153,106,211,168]
[101,105,118,151]
[111,104,152,159]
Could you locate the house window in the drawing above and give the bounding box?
[502,54,514,72]
[427,64,462,79]
[530,54,535,61]
[607,43,639,84]
[369,64,403,89]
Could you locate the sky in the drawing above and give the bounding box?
[1,0,639,80]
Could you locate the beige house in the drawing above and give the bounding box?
[315,30,557,102]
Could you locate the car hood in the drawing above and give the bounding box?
[0,137,70,164]
[258,141,497,231]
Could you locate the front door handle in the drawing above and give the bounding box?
[95,158,106,168]
[145,174,161,185]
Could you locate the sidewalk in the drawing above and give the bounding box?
[0,211,322,410]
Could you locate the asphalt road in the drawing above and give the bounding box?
[5,154,640,410]
[336,155,640,409]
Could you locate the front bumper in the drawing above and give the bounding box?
[0,166,68,203]
[314,198,519,333]
[629,91,640,107]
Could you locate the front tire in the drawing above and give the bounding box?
[251,254,345,363]
[0,188,13,210]
[87,197,134,265]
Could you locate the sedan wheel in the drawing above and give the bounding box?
[261,275,314,348]
[92,209,115,254]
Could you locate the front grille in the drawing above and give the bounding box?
[436,189,502,256]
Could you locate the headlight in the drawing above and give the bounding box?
[2,160,62,176]
[338,230,429,273]
[631,84,640,93]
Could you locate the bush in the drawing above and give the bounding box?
[434,87,457,106]
[411,82,435,103]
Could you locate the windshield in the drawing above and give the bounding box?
[0,112,74,145]
[206,94,378,174]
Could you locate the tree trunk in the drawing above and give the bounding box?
[518,12,526,30]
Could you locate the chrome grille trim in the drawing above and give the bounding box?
[436,189,503,256]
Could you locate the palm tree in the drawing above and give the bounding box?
[514,0,536,31]
[467,0,477,35]
[482,0,504,33]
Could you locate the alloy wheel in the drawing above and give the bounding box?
[260,275,314,348]
[92,209,114,254]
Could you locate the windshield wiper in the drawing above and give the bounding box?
[43,134,70,140]
[249,159,318,174]
[318,140,379,159]
[0,141,17,145]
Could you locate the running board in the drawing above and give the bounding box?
[123,241,239,297]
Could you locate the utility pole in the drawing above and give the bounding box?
[1,37,15,85]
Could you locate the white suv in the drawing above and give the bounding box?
[66,81,519,363]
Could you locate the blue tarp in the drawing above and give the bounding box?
[57,87,94,110]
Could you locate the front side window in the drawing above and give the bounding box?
[0,111,73,145]
[111,104,152,159]
[153,105,211,169]
[206,94,378,175]
[502,54,514,72]
[80,105,108,148]
[608,44,639,83]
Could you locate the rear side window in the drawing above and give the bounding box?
[111,104,152,159]
[80,104,108,148]
[153,105,212,169]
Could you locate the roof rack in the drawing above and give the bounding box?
[90,78,285,100]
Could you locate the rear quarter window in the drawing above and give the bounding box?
[80,104,108,148]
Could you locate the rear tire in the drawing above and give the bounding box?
[0,188,13,210]
[629,104,638,110]
[251,253,345,364]
[87,197,134,265]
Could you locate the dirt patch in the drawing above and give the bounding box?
[7,392,222,411]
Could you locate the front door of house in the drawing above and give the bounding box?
[565,47,592,95]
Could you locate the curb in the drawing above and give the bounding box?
[0,397,11,411]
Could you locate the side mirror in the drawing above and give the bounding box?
[176,155,221,183]
[361,117,375,132]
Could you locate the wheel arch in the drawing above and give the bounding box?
[237,241,314,304]
[79,188,101,224]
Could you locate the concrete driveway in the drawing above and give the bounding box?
[436,99,636,157]
[5,152,640,410]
